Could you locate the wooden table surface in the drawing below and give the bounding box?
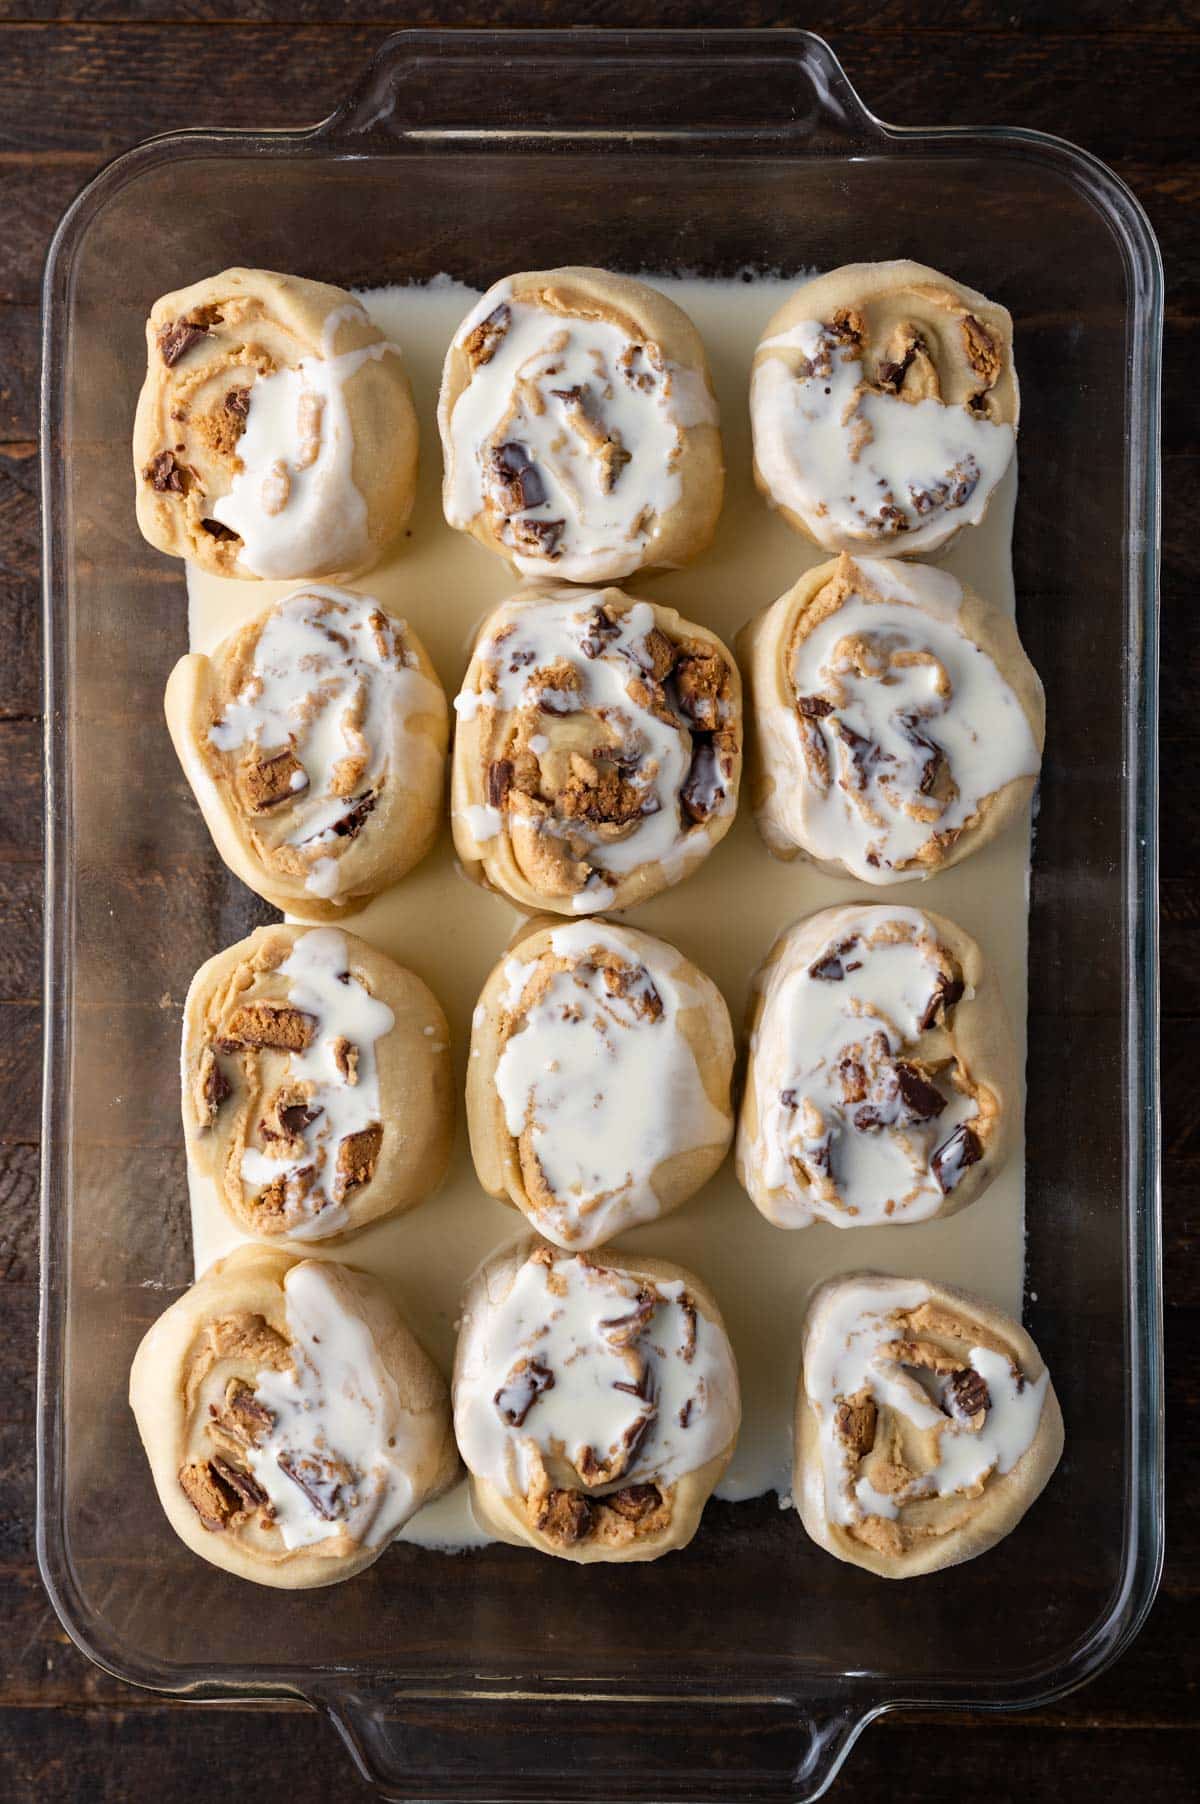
[1,4,1193,1799]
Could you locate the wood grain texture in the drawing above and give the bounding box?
[0,5,1193,1800]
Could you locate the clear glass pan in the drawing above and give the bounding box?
[37,29,1163,1801]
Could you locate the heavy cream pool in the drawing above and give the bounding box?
[184,276,1030,1551]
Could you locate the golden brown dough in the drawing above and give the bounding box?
[750,260,1018,557]
[453,1237,740,1562]
[738,553,1043,883]
[130,1245,459,1588]
[439,267,723,581]
[737,904,1018,1229]
[452,585,741,914]
[182,923,452,1247]
[134,267,417,579]
[468,917,733,1248]
[165,585,447,919]
[794,1271,1063,1577]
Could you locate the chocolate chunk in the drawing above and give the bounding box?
[833,717,885,790]
[331,791,376,840]
[898,713,945,795]
[918,974,965,1033]
[210,1454,269,1514]
[179,1456,266,1531]
[334,1122,383,1198]
[487,759,514,808]
[672,646,725,728]
[808,936,859,982]
[931,1123,983,1193]
[796,694,834,719]
[222,1003,316,1053]
[680,738,724,824]
[946,1367,991,1422]
[144,450,188,494]
[578,607,621,659]
[780,1088,798,1109]
[876,358,904,391]
[279,1102,318,1137]
[493,1357,555,1427]
[678,1399,693,1429]
[158,319,209,367]
[277,1449,350,1521]
[537,1487,592,1545]
[490,441,546,513]
[512,516,564,558]
[463,301,511,367]
[214,1377,275,1447]
[225,387,251,420]
[599,1288,656,1347]
[894,1062,948,1122]
[603,1483,661,1522]
[200,518,239,541]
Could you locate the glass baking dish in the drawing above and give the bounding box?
[37,29,1163,1802]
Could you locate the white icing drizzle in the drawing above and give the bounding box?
[206,586,441,901]
[443,278,716,582]
[805,1278,1049,1529]
[751,318,1014,554]
[493,924,728,1248]
[212,307,398,578]
[239,928,394,1238]
[747,908,979,1228]
[245,1263,422,1549]
[456,594,730,903]
[454,1249,739,1498]
[763,558,1038,884]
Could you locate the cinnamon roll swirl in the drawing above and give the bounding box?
[453,1240,740,1562]
[738,554,1043,883]
[183,924,453,1246]
[134,268,418,579]
[165,585,448,918]
[737,905,1016,1229]
[795,1272,1063,1577]
[468,920,734,1249]
[751,261,1018,557]
[438,267,723,582]
[130,1246,459,1588]
[452,587,741,914]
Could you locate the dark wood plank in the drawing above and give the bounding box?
[0,22,1195,168]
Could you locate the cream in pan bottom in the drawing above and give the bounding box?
[183,275,1031,1551]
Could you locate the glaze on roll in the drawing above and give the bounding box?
[165,585,448,918]
[750,261,1018,558]
[182,924,453,1246]
[738,553,1043,883]
[439,267,723,582]
[794,1272,1063,1577]
[468,919,734,1249]
[130,1246,459,1588]
[453,1239,740,1562]
[452,586,741,914]
[737,905,1017,1229]
[134,267,418,579]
